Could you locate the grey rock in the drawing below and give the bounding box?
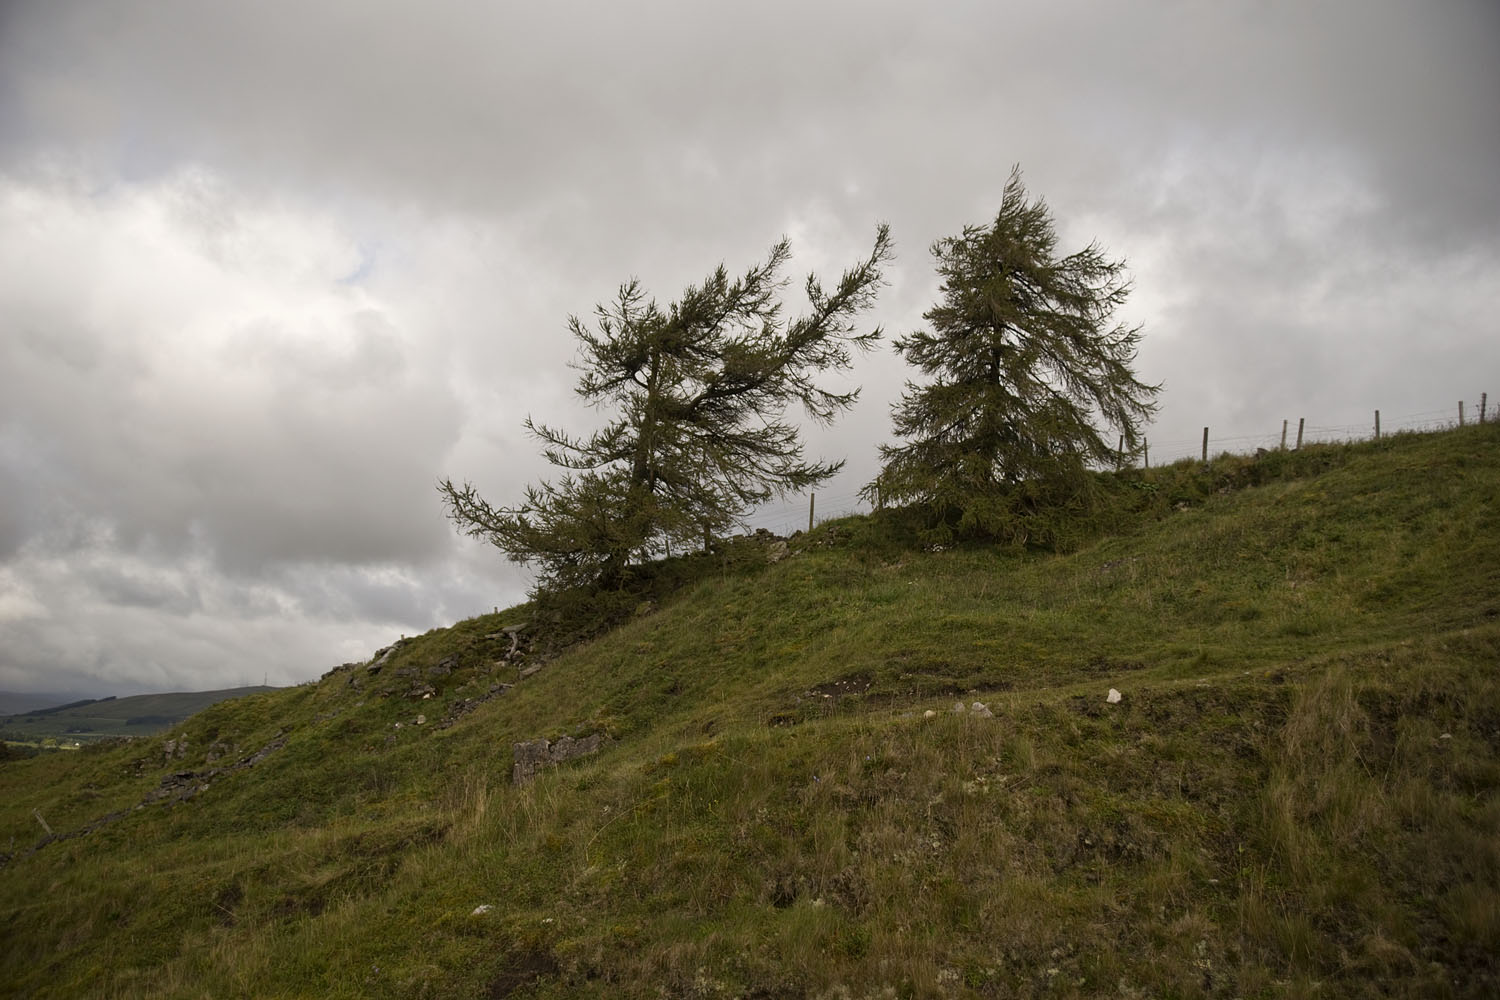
[369,640,407,672]
[766,541,790,564]
[512,733,611,784]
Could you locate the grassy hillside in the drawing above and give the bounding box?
[1,425,1497,999]
[0,687,279,746]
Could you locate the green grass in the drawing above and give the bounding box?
[2,425,1498,998]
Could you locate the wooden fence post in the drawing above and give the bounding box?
[1375,410,1380,440]
[1459,401,1465,427]
[1482,392,1488,424]
[1201,427,1209,463]
[1296,418,1305,450]
[1143,439,1149,469]
[1117,434,1124,470]
[808,493,816,533]
[1280,419,1288,450]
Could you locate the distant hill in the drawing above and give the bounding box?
[0,686,278,744]
[0,691,93,716]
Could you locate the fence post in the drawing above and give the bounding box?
[1201,427,1209,463]
[808,493,815,533]
[1117,434,1124,470]
[1375,410,1380,440]
[1280,419,1288,450]
[1144,439,1149,469]
[1296,418,1305,450]
[1482,392,1488,424]
[1459,401,1465,427]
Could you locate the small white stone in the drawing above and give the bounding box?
[923,709,937,718]
[1106,688,1123,704]
[471,904,493,916]
[416,715,426,725]
[953,701,966,713]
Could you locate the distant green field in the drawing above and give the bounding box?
[0,686,277,745]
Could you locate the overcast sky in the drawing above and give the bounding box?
[1,0,1496,697]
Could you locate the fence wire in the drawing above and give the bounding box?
[740,396,1490,534]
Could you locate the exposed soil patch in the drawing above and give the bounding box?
[486,949,559,999]
[806,673,873,699]
[768,673,876,727]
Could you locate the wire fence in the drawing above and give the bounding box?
[739,394,1491,537]
[1142,398,1487,466]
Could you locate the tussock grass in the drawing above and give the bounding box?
[2,424,1498,998]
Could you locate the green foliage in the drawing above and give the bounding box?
[3,424,1498,998]
[440,227,893,590]
[872,167,1159,545]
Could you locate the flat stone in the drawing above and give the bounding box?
[512,733,611,784]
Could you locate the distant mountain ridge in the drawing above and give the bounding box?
[0,691,95,716]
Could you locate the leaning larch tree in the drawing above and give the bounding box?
[440,225,893,590]
[871,168,1159,545]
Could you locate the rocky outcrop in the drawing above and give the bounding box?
[437,683,512,730]
[487,622,531,663]
[512,733,611,785]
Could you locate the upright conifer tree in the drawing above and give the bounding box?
[872,169,1158,544]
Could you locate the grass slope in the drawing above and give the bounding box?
[0,687,279,745]
[1,425,1497,999]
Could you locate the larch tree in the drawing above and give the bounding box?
[440,225,893,590]
[870,169,1158,545]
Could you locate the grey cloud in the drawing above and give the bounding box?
[6,1,1488,239]
[85,561,202,615]
[0,174,466,576]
